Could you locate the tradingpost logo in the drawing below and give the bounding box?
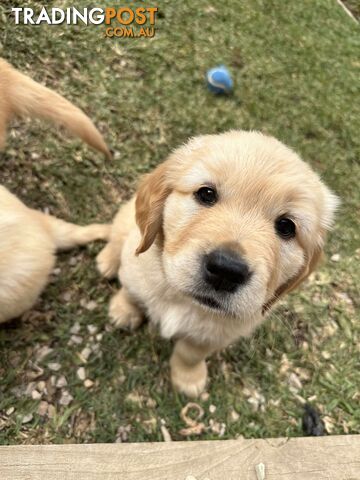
[11,6,158,38]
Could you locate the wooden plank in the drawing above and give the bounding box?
[1,435,359,480]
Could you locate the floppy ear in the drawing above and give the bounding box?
[262,246,323,314]
[135,161,172,255]
[263,183,339,314]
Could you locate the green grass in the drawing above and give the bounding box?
[0,0,359,444]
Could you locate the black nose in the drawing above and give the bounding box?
[203,249,252,292]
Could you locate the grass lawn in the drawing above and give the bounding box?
[0,0,359,444]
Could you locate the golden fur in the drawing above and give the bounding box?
[99,130,338,397]
[0,58,111,323]
[0,58,111,157]
[0,186,109,323]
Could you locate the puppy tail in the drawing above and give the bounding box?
[44,215,111,251]
[1,59,111,158]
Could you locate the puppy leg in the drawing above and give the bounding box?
[97,198,136,279]
[97,240,123,279]
[109,288,143,330]
[170,339,213,398]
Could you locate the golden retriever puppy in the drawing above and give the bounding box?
[0,186,109,324]
[97,131,338,397]
[0,58,110,157]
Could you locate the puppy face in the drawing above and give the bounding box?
[136,131,338,319]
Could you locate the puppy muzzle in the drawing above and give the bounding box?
[203,248,252,293]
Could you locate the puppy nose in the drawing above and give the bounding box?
[203,249,252,292]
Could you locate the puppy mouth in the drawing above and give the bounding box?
[192,294,223,311]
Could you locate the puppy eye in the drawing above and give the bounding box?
[194,186,218,206]
[275,216,296,239]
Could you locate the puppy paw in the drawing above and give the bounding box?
[171,360,207,398]
[109,293,142,331]
[96,244,119,279]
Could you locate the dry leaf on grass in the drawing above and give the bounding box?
[179,402,205,436]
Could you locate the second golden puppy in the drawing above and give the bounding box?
[98,131,338,397]
[0,186,109,324]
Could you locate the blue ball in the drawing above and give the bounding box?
[206,65,233,94]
